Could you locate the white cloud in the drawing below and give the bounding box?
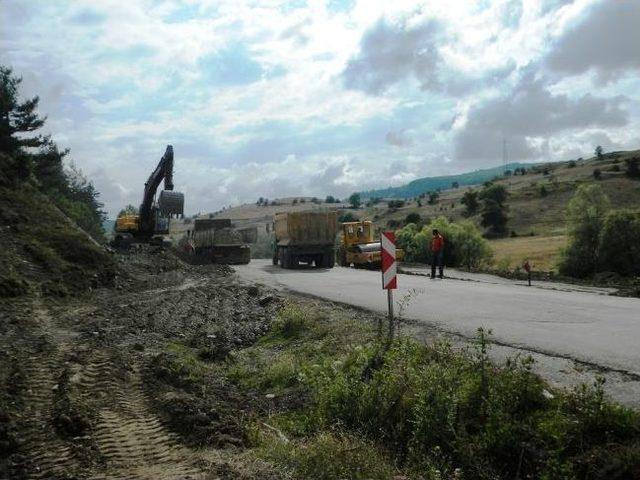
[1,0,639,216]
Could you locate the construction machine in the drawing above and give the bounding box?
[273,210,338,269]
[338,220,404,268]
[185,218,251,265]
[113,145,184,248]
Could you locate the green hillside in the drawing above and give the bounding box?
[360,162,531,199]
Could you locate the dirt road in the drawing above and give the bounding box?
[0,252,280,479]
[236,259,640,406]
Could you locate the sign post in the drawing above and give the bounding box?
[381,231,398,340]
[523,260,532,287]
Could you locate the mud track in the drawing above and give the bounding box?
[1,252,280,479]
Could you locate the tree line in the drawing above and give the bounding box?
[0,66,107,241]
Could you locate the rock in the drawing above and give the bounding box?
[258,295,275,306]
[265,393,276,399]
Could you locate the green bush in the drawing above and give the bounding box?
[597,210,640,276]
[404,212,421,225]
[559,185,610,278]
[396,217,492,270]
[309,334,640,480]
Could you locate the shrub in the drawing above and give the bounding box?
[461,190,479,217]
[388,199,405,209]
[559,185,610,277]
[593,168,602,180]
[309,333,640,480]
[625,157,640,178]
[338,212,357,223]
[567,160,577,168]
[404,212,421,225]
[272,303,311,339]
[395,217,492,270]
[539,185,548,197]
[597,210,640,276]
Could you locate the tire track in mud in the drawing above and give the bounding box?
[12,295,208,480]
[8,301,83,479]
[80,354,207,480]
[16,349,82,479]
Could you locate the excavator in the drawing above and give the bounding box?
[338,220,404,268]
[113,145,184,248]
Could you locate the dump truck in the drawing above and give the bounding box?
[273,210,338,269]
[186,218,251,265]
[338,220,404,268]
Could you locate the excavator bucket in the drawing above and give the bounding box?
[159,190,184,216]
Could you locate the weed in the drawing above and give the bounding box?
[271,303,313,339]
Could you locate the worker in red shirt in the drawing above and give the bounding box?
[431,229,445,279]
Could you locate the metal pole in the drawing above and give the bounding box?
[387,289,394,341]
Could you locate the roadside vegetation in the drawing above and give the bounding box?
[396,217,492,271]
[0,66,114,298]
[155,299,640,480]
[560,184,640,278]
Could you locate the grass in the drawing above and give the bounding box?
[182,300,640,480]
[489,234,567,271]
[0,185,116,297]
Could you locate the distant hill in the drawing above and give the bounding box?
[359,162,530,199]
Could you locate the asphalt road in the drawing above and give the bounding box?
[236,259,640,378]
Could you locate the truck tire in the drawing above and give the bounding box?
[326,253,335,268]
[337,247,347,267]
[282,249,292,269]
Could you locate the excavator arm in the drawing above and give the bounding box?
[138,145,183,236]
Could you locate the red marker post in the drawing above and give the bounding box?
[523,260,532,286]
[381,231,398,339]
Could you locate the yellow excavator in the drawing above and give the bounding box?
[113,145,184,248]
[337,220,404,268]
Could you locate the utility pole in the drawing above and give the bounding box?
[503,138,508,174]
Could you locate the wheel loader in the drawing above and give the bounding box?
[338,220,404,268]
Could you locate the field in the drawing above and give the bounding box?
[490,235,567,271]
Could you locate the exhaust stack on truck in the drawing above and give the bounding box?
[273,210,338,269]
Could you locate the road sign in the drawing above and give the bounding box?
[381,231,397,290]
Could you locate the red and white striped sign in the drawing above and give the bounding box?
[381,231,397,290]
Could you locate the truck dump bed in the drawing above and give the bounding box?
[275,210,338,246]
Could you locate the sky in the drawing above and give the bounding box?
[1,0,639,217]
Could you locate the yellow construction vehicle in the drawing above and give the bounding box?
[113,145,184,248]
[337,220,404,268]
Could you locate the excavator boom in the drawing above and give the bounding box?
[138,145,184,236]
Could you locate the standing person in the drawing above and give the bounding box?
[431,229,445,279]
